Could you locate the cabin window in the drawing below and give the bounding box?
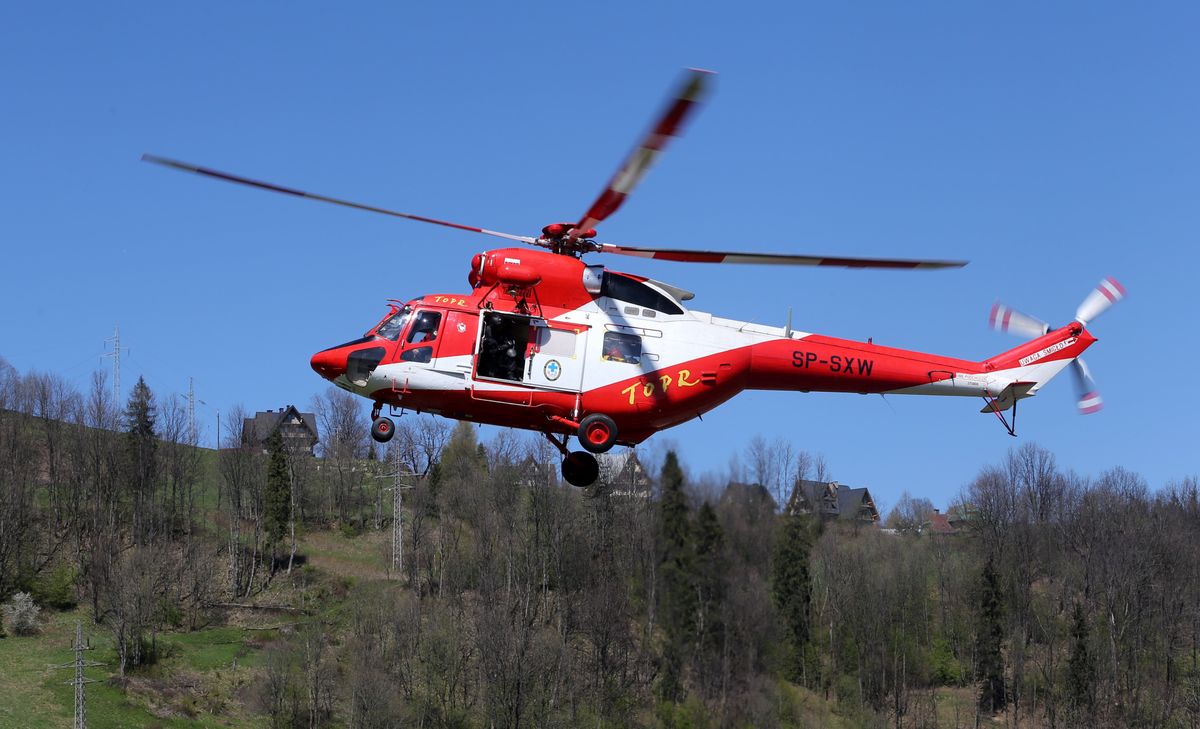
[602,332,642,365]
[536,327,577,357]
[601,273,683,315]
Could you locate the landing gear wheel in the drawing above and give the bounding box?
[561,451,599,487]
[370,416,395,443]
[578,414,618,454]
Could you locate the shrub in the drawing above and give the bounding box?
[2,592,41,635]
[929,636,966,686]
[32,563,78,610]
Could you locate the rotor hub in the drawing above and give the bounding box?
[538,223,600,258]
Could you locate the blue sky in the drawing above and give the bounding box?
[2,2,1196,509]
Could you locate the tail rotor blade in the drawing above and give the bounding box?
[1071,358,1103,414]
[1075,277,1126,326]
[989,302,1050,339]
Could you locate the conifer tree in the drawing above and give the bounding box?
[264,428,290,564]
[1066,602,1094,718]
[772,508,813,682]
[976,556,1007,714]
[658,451,695,702]
[693,500,727,692]
[124,376,157,542]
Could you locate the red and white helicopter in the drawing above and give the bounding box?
[145,69,1124,487]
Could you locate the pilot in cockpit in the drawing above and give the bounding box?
[409,311,440,344]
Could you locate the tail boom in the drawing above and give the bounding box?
[745,324,1096,400]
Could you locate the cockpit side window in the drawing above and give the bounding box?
[406,311,442,344]
[374,306,412,341]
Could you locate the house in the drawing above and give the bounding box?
[923,509,958,535]
[516,455,558,489]
[243,405,319,455]
[597,451,653,498]
[720,481,777,514]
[786,479,880,524]
[922,504,974,536]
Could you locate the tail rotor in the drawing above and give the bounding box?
[989,277,1125,415]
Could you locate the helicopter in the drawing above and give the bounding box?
[144,69,1124,487]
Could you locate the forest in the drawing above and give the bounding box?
[0,355,1198,729]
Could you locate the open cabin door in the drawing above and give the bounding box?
[474,312,588,393]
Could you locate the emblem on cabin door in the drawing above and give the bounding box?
[544,359,562,381]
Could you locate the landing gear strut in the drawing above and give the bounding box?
[543,431,600,487]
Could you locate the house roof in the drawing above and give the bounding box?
[720,481,777,511]
[924,510,958,535]
[836,487,878,521]
[787,480,879,522]
[788,479,840,516]
[244,405,319,445]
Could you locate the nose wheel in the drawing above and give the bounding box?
[370,416,395,443]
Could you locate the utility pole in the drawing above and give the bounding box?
[52,621,101,729]
[101,326,127,405]
[187,377,196,442]
[393,445,405,574]
[375,445,412,577]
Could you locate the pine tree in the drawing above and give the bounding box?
[1066,602,1094,718]
[658,451,695,702]
[124,376,157,542]
[693,501,727,694]
[772,509,813,682]
[975,556,1007,714]
[264,428,291,563]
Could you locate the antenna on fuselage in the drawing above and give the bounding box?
[783,308,793,339]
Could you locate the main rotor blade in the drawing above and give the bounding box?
[989,302,1050,339]
[597,243,967,269]
[570,69,713,240]
[141,154,536,244]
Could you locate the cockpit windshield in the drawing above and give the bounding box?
[373,305,412,341]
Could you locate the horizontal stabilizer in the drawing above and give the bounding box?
[980,382,1037,413]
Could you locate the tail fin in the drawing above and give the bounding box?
[981,324,1097,394]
